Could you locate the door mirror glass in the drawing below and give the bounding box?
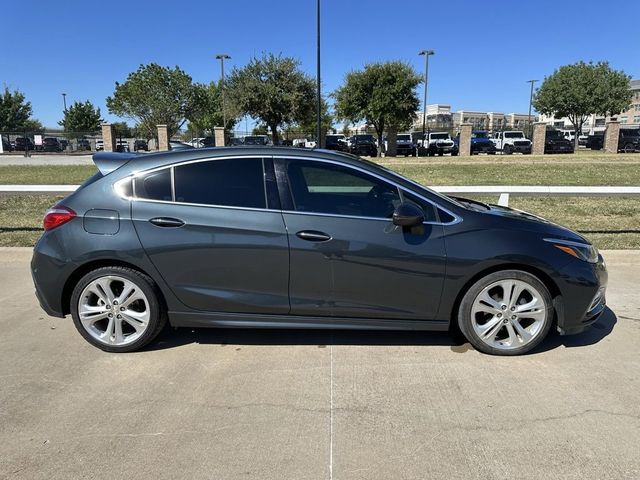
[392,203,424,227]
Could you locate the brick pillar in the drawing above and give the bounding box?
[458,123,472,156]
[214,127,225,147]
[386,127,397,157]
[532,122,546,155]
[101,123,116,152]
[604,121,620,154]
[157,125,169,151]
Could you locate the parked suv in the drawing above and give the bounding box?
[133,140,149,152]
[491,131,532,155]
[348,134,378,156]
[31,148,607,356]
[544,130,574,154]
[325,134,348,152]
[42,137,62,152]
[14,136,34,151]
[423,132,457,156]
[453,130,496,155]
[384,133,416,157]
[586,129,640,152]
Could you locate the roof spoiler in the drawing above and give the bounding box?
[92,152,139,175]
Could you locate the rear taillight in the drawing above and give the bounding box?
[43,205,76,231]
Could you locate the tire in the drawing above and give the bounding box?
[503,144,513,155]
[70,266,167,352]
[623,143,635,153]
[457,270,553,356]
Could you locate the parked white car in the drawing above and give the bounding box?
[491,131,532,154]
[421,132,457,156]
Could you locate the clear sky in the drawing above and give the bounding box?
[2,0,639,129]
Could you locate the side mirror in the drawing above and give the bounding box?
[392,203,424,227]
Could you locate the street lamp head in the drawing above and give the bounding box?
[215,54,231,60]
[418,50,435,56]
[527,79,538,84]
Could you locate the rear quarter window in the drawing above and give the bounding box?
[134,169,172,201]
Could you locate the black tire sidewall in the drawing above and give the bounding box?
[70,266,164,353]
[458,270,553,356]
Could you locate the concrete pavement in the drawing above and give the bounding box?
[0,248,638,480]
[0,154,94,166]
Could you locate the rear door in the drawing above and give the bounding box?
[275,157,447,321]
[131,156,290,314]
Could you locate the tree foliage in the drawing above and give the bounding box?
[225,53,315,143]
[296,96,333,137]
[111,121,133,138]
[22,118,45,133]
[187,81,238,135]
[106,63,204,138]
[0,87,33,131]
[333,61,421,155]
[58,100,102,133]
[533,61,632,146]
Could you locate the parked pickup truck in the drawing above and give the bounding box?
[422,132,457,156]
[491,131,532,154]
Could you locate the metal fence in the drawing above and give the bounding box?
[1,131,100,154]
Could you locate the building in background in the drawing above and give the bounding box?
[539,79,640,133]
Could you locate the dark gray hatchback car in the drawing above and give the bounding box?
[32,147,607,355]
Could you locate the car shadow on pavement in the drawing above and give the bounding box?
[144,307,617,354]
[530,306,617,354]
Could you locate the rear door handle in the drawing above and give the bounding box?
[296,230,332,242]
[149,217,185,228]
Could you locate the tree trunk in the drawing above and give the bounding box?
[269,123,279,145]
[386,126,397,157]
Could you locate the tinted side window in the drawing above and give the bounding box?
[286,160,401,218]
[135,169,172,201]
[174,158,266,209]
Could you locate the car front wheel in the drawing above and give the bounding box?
[457,270,553,355]
[70,266,167,352]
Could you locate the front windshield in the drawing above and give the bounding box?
[472,131,489,139]
[397,134,411,141]
[504,132,524,138]
[430,133,449,140]
[354,135,375,142]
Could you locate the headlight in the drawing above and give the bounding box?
[544,238,599,263]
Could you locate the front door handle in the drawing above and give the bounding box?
[296,230,332,242]
[149,217,185,228]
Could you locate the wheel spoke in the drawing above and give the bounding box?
[114,318,125,344]
[94,278,115,303]
[121,312,147,333]
[512,320,533,343]
[478,315,504,339]
[116,281,137,306]
[100,316,116,343]
[499,280,515,305]
[477,290,502,312]
[504,322,520,346]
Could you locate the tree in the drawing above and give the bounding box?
[106,63,204,139]
[111,121,133,138]
[533,61,632,148]
[333,61,422,156]
[59,100,102,133]
[296,96,333,138]
[22,118,45,133]
[0,87,33,131]
[187,81,238,135]
[225,53,315,144]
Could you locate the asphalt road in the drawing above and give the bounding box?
[0,248,638,480]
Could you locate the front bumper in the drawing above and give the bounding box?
[555,255,608,335]
[512,144,532,153]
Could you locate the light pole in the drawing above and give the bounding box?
[527,79,538,138]
[61,93,67,112]
[316,0,321,147]
[215,54,231,130]
[418,50,434,142]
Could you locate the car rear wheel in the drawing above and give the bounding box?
[70,266,167,352]
[623,143,635,153]
[457,270,553,355]
[503,145,512,155]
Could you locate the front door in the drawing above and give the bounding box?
[131,157,290,314]
[275,157,446,321]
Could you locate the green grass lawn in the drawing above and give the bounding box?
[1,151,639,248]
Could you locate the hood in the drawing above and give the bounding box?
[453,196,589,244]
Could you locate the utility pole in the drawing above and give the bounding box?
[418,50,435,143]
[215,54,231,130]
[316,0,321,147]
[527,79,538,138]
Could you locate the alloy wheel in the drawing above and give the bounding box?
[78,275,151,346]
[470,279,547,351]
